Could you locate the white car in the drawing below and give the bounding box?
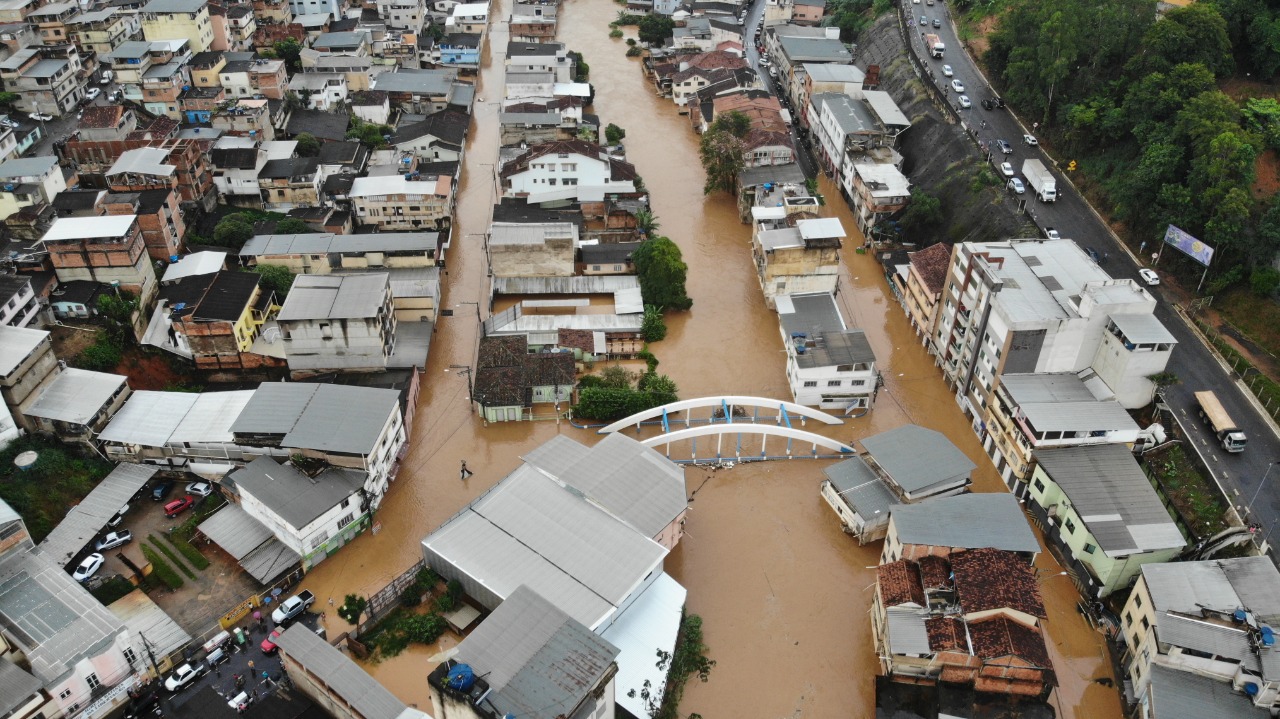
[0,117,17,129]
[163,663,206,693]
[187,481,213,497]
[759,58,770,68]
[1023,134,1038,146]
[950,79,965,93]
[958,95,971,109]
[1008,177,1025,194]
[72,553,104,582]
[1139,268,1160,286]
[942,64,953,77]
[85,87,101,101]
[1044,227,1061,240]
[28,112,52,122]
[999,162,1015,177]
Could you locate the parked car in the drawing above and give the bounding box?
[981,98,995,110]
[271,590,316,624]
[996,139,1013,154]
[999,162,1015,177]
[163,663,206,692]
[164,496,194,518]
[187,481,213,497]
[72,553,104,582]
[941,64,953,77]
[260,628,283,655]
[1007,177,1025,194]
[0,117,18,129]
[1023,134,1038,146]
[28,112,52,122]
[100,70,113,84]
[1045,227,1061,240]
[95,530,133,551]
[205,644,230,668]
[1139,268,1160,286]
[958,95,971,109]
[759,58,770,68]
[123,692,159,719]
[950,79,965,93]
[1086,246,1102,263]
[107,503,129,528]
[85,87,101,101]
[151,480,175,501]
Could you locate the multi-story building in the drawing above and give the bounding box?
[446,2,488,34]
[349,173,454,231]
[210,137,267,201]
[505,40,573,82]
[499,139,638,203]
[67,9,139,57]
[189,48,224,86]
[24,367,131,442]
[891,242,949,346]
[140,0,214,53]
[509,2,556,42]
[290,71,347,111]
[164,271,275,369]
[101,188,185,261]
[140,54,192,119]
[0,325,58,431]
[749,186,841,308]
[238,232,439,273]
[43,214,158,306]
[845,161,909,236]
[276,273,397,376]
[377,0,425,32]
[210,97,275,139]
[0,44,85,117]
[286,0,341,22]
[0,156,66,220]
[252,0,294,23]
[77,104,138,141]
[28,1,80,46]
[776,292,878,410]
[258,157,320,209]
[209,3,256,51]
[0,274,38,327]
[249,57,286,98]
[78,138,215,207]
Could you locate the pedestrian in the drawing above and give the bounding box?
[460,460,473,480]
[247,660,255,674]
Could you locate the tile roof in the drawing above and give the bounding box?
[908,242,951,295]
[951,548,1045,618]
[499,139,637,182]
[878,560,924,607]
[966,615,1051,668]
[925,616,967,652]
[473,335,575,408]
[79,105,125,130]
[918,555,951,589]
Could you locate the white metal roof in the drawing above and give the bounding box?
[42,215,137,242]
[25,369,126,424]
[37,464,158,566]
[106,147,175,177]
[601,573,686,719]
[1110,313,1177,345]
[0,325,48,378]
[161,251,227,282]
[97,390,198,445]
[107,590,191,660]
[796,217,844,240]
[197,504,274,560]
[348,174,449,198]
[488,222,578,245]
[277,273,389,321]
[170,390,256,443]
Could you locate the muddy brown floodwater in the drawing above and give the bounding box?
[298,2,1123,717]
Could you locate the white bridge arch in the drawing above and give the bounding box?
[597,396,854,462]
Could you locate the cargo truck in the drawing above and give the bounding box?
[1194,391,1247,452]
[1021,159,1057,202]
[925,33,945,58]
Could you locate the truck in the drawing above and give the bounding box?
[925,33,945,58]
[1194,391,1248,453]
[1021,159,1057,202]
[270,589,315,624]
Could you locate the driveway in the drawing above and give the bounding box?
[901,0,1280,550]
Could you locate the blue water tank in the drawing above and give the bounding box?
[446,664,476,691]
[169,255,179,263]
[1262,626,1276,647]
[1235,609,1248,622]
[1246,682,1260,696]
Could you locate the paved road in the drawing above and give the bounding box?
[741,1,818,178]
[905,0,1280,547]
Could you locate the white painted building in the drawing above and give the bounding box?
[276,273,397,375]
[499,139,638,203]
[776,292,877,410]
[229,456,371,562]
[0,156,66,220]
[0,275,39,328]
[377,0,426,31]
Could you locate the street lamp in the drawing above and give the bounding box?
[1245,460,1280,515]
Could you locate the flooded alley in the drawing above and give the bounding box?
[297,2,1123,717]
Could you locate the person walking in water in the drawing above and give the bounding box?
[460,460,473,481]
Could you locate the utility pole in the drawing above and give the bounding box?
[138,631,161,679]
[447,365,474,412]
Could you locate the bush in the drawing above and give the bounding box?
[641,305,667,341]
[610,28,623,38]
[432,592,457,614]
[338,594,367,624]
[149,536,196,579]
[401,586,423,608]
[169,534,210,570]
[626,46,643,57]
[91,576,136,605]
[403,614,448,644]
[77,339,122,372]
[1251,266,1280,296]
[141,545,184,589]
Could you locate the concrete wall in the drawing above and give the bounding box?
[489,236,574,277]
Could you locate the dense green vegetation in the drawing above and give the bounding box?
[986,0,1280,293]
[699,111,751,196]
[634,236,692,311]
[0,437,113,542]
[141,544,184,590]
[574,365,679,421]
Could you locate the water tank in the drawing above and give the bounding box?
[169,255,179,263]
[446,664,476,691]
[1236,609,1248,623]
[1262,626,1276,647]
[14,451,37,470]
[1246,682,1260,696]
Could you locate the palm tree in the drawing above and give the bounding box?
[635,208,660,237]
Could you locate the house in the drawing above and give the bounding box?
[48,280,103,319]
[421,432,689,719]
[258,157,321,209]
[210,138,268,202]
[934,241,1176,430]
[797,62,864,127]
[879,493,1041,564]
[317,141,370,177]
[509,2,556,42]
[95,388,256,474]
[776,292,877,410]
[209,3,256,51]
[499,139,638,203]
[818,423,975,542]
[792,0,825,25]
[371,68,464,114]
[872,547,1054,697]
[239,232,439,273]
[447,2,488,34]
[0,269,37,326]
[151,270,276,369]
[24,368,130,443]
[0,44,86,117]
[76,104,137,142]
[275,273,398,375]
[750,188,841,307]
[488,222,577,277]
[1121,557,1280,716]
[210,98,275,140]
[0,156,65,220]
[846,161,909,236]
[893,242,949,346]
[983,372,1141,484]
[0,325,58,431]
[290,71,348,111]
[350,89,390,126]
[377,0,426,31]
[1025,444,1185,598]
[472,335,575,422]
[428,586,621,719]
[139,52,193,120]
[66,9,138,57]
[277,624,431,719]
[390,108,468,162]
[0,498,144,719]
[580,241,640,275]
[67,136,216,208]
[140,0,214,52]
[41,214,158,306]
[101,188,186,261]
[348,173,454,231]
[436,31,480,68]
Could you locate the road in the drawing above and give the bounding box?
[741,1,818,178]
[905,0,1280,545]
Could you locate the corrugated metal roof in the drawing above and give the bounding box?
[797,217,844,240]
[230,382,320,435]
[161,251,226,282]
[275,624,407,719]
[107,589,191,659]
[0,658,41,717]
[197,504,274,560]
[1111,313,1177,345]
[823,456,899,521]
[1142,557,1280,625]
[489,222,578,246]
[38,464,157,566]
[231,383,400,455]
[239,537,301,584]
[862,425,975,495]
[1157,614,1257,669]
[491,275,639,294]
[277,274,389,321]
[487,311,643,335]
[863,90,911,128]
[886,607,931,655]
[230,457,366,530]
[1018,400,1137,433]
[614,287,643,315]
[0,325,48,378]
[999,373,1098,403]
[240,232,438,257]
[890,494,1040,555]
[777,292,844,336]
[454,585,620,719]
[1147,663,1270,719]
[170,391,256,443]
[98,391,199,445]
[25,368,126,425]
[1035,445,1185,555]
[43,215,137,242]
[601,574,685,719]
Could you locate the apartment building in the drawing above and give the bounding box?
[275,273,397,375]
[349,173,454,231]
[42,214,158,305]
[0,156,66,220]
[140,0,214,53]
[0,44,85,117]
[67,9,138,56]
[776,292,877,410]
[750,186,841,308]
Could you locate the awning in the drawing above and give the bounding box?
[198,504,300,584]
[239,538,301,584]
[38,464,158,566]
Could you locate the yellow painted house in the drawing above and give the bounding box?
[140,0,213,52]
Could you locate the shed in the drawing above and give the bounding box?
[38,464,158,567]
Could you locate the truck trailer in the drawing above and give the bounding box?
[1194,391,1248,453]
[1021,159,1057,202]
[925,33,945,58]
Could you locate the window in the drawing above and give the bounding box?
[309,532,329,549]
[1032,477,1045,493]
[1131,633,1140,649]
[1083,543,1096,554]
[1064,517,1076,534]
[60,689,72,700]
[1124,612,1132,627]
[124,647,138,667]
[338,512,355,527]
[341,497,351,509]
[827,380,841,387]
[1134,594,1143,608]
[591,265,601,271]
[1141,616,1150,630]
[319,322,332,339]
[86,673,101,690]
[803,381,817,387]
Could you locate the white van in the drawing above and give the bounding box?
[99,70,113,85]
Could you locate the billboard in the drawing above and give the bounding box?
[1163,224,1214,267]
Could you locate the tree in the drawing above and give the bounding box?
[641,305,667,341]
[605,123,626,145]
[0,91,19,107]
[1251,266,1280,296]
[633,236,692,310]
[294,132,321,157]
[698,111,751,195]
[273,38,303,72]
[634,208,660,236]
[250,264,296,299]
[637,14,675,45]
[599,365,635,390]
[637,372,677,397]
[1136,3,1234,77]
[212,213,256,249]
[567,51,589,82]
[337,594,367,625]
[275,217,314,234]
[346,118,394,148]
[899,190,942,232]
[1242,97,1280,150]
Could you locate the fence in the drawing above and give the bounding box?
[357,559,426,634]
[1189,314,1280,422]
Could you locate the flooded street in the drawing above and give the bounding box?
[299,2,1122,717]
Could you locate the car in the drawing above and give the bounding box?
[1007,177,1025,194]
[736,17,743,24]
[151,480,174,501]
[926,0,934,4]
[187,481,213,497]
[1085,247,1102,263]
[0,117,18,129]
[123,692,160,719]
[1139,268,1160,286]
[271,590,316,624]
[107,503,129,528]
[260,628,283,655]
[941,64,953,77]
[768,66,778,78]
[932,18,941,27]
[1023,134,1038,146]
[996,139,1013,154]
[1044,227,1061,240]
[759,58,770,68]
[950,79,965,93]
[958,95,971,109]
[28,112,52,122]
[205,645,230,668]
[72,553,104,582]
[95,530,133,551]
[164,496,194,518]
[108,90,121,102]
[85,87,101,101]
[981,98,995,110]
[920,15,927,25]
[999,162,1015,177]
[912,0,919,4]
[163,663,206,692]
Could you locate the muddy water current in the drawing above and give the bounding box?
[298,2,1122,716]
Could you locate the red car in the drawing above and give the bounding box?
[164,496,194,518]
[260,629,282,654]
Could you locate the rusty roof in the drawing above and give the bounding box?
[79,105,124,129]
[926,616,967,652]
[557,328,594,354]
[917,554,951,590]
[908,242,952,295]
[477,335,528,369]
[877,560,924,607]
[951,548,1045,618]
[686,49,749,71]
[967,615,1051,669]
